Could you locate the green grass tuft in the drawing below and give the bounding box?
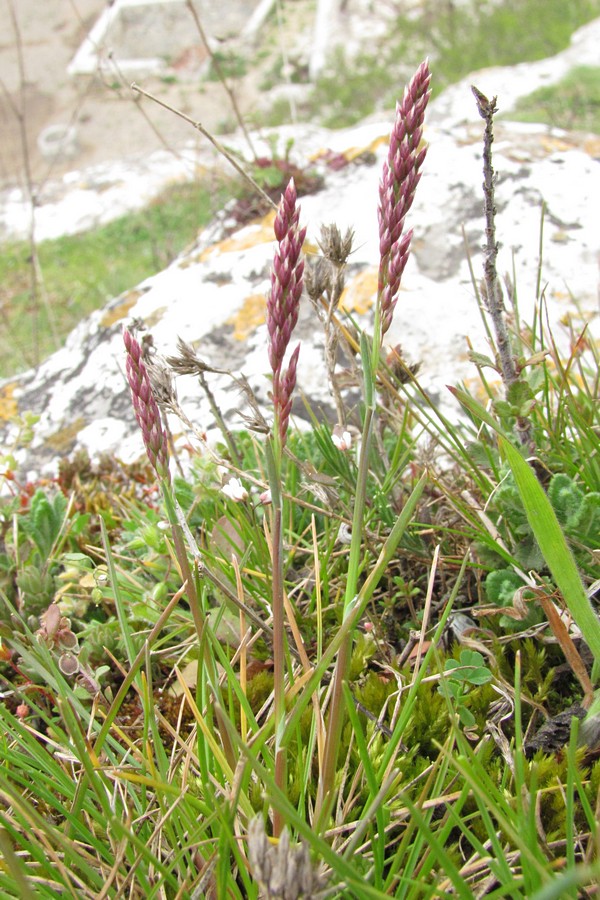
[509,65,600,133]
[0,178,233,378]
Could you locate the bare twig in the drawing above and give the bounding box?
[185,0,257,158]
[6,0,60,365]
[472,85,533,447]
[106,57,194,164]
[130,83,277,211]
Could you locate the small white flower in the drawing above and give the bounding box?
[222,477,248,502]
[332,426,352,452]
[259,488,272,505]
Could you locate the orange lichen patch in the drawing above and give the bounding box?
[339,268,378,315]
[539,134,578,155]
[558,307,598,327]
[145,306,168,329]
[100,290,146,328]
[583,135,600,159]
[303,240,320,261]
[463,375,503,404]
[309,132,389,163]
[227,294,266,341]
[46,418,86,452]
[199,212,277,262]
[357,133,390,156]
[552,288,578,304]
[0,383,18,421]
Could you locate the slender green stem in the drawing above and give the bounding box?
[316,395,375,828]
[161,479,236,768]
[0,827,38,900]
[161,482,205,641]
[265,434,287,835]
[272,502,286,837]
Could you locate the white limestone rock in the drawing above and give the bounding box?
[1,86,598,481]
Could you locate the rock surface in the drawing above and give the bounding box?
[1,50,598,481]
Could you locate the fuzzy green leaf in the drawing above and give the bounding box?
[468,351,498,370]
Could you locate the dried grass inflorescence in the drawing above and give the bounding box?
[267,177,307,447]
[248,816,326,899]
[378,59,431,338]
[123,327,170,479]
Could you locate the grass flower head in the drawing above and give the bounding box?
[267,178,307,449]
[123,326,170,480]
[378,60,431,339]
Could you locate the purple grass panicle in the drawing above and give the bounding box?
[378,60,431,338]
[267,178,306,447]
[123,327,170,479]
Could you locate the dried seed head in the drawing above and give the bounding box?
[234,374,271,435]
[166,337,229,377]
[146,358,178,412]
[304,256,332,303]
[317,224,354,266]
[471,84,498,119]
[385,344,421,384]
[247,816,327,900]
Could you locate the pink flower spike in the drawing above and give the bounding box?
[123,327,170,480]
[377,60,431,340]
[267,179,306,449]
[277,342,300,446]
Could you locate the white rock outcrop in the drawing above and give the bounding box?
[1,59,598,480]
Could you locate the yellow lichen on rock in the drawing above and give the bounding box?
[0,383,18,421]
[227,294,266,341]
[199,212,277,262]
[46,418,86,452]
[100,290,147,328]
[583,135,600,159]
[339,268,378,315]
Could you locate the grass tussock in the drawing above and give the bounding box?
[1,58,600,900]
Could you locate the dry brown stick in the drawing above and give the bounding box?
[130,83,277,211]
[537,592,594,709]
[185,0,257,158]
[6,0,60,363]
[472,85,533,448]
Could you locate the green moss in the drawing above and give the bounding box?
[246,669,274,714]
[402,682,452,759]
